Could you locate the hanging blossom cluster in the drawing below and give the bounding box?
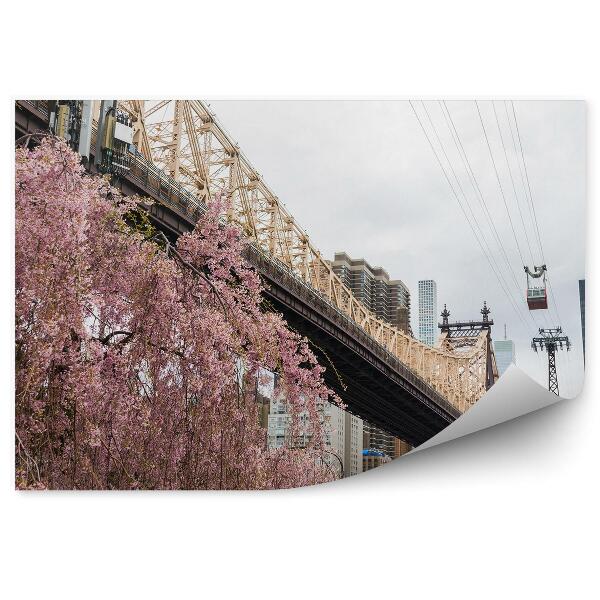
[15,138,340,490]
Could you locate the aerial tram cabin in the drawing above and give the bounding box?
[524,264,548,310]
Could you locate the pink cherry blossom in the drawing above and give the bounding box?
[15,138,341,490]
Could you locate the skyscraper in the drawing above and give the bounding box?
[579,279,585,364]
[330,252,411,333]
[418,280,437,346]
[494,326,516,376]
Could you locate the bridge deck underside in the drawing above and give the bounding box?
[258,266,455,446]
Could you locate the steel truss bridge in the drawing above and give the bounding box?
[16,100,498,446]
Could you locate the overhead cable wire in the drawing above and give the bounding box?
[424,101,533,329]
[510,101,545,263]
[492,101,536,266]
[475,101,527,267]
[422,102,485,238]
[501,100,553,329]
[504,100,544,262]
[410,100,531,333]
[441,102,528,292]
[439,101,542,331]
[479,99,557,347]
[492,100,553,329]
[511,101,564,329]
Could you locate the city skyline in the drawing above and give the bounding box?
[210,100,585,398]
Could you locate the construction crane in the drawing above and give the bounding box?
[531,327,571,395]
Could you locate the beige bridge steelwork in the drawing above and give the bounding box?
[117,100,497,413]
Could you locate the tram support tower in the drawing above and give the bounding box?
[531,327,571,395]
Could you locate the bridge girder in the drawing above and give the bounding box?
[117,99,496,412]
[16,100,497,414]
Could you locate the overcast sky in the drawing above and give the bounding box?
[208,99,586,398]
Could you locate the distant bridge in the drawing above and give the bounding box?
[15,100,498,446]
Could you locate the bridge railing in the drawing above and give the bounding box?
[244,243,460,420]
[127,152,206,224]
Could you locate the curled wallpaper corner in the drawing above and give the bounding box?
[412,364,566,454]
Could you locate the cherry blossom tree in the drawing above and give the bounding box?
[15,137,340,490]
